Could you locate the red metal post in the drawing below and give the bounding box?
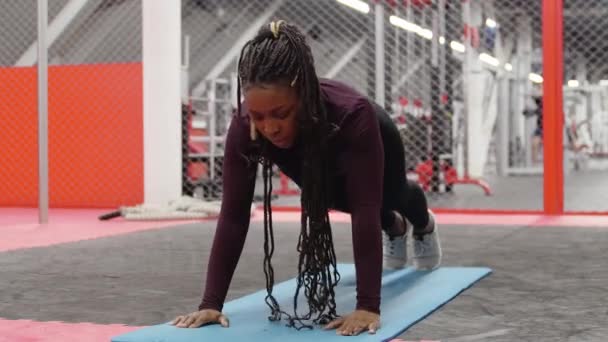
[542,0,564,214]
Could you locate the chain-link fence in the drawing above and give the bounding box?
[181,0,548,210]
[183,78,234,200]
[0,0,38,208]
[48,0,143,208]
[4,0,607,214]
[562,0,608,212]
[1,0,143,209]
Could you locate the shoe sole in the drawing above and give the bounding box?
[383,257,407,270]
[413,255,441,270]
[412,210,441,270]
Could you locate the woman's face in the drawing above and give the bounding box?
[245,83,299,149]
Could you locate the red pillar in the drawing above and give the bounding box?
[542,0,564,214]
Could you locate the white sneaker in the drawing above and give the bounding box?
[412,210,442,270]
[382,212,410,270]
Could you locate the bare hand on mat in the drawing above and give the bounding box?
[324,309,380,336]
[171,309,229,328]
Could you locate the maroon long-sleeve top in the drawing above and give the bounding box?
[199,79,384,314]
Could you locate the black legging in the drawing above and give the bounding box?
[332,103,430,233]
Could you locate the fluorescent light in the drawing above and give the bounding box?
[505,63,513,71]
[336,0,370,14]
[568,80,580,88]
[419,28,433,40]
[439,36,446,45]
[529,73,544,84]
[479,53,500,67]
[450,41,465,53]
[389,15,421,33]
[389,15,435,40]
[600,80,608,86]
[486,18,497,28]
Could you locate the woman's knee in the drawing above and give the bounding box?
[407,179,425,199]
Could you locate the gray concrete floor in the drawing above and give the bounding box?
[1,220,607,341]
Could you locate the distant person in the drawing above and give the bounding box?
[524,96,543,163]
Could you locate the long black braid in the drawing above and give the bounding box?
[236,21,341,330]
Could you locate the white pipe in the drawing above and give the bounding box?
[18,0,89,66]
[325,39,365,79]
[462,0,471,177]
[38,0,49,223]
[375,3,385,106]
[192,0,284,97]
[209,80,217,180]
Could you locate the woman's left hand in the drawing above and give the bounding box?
[324,309,380,336]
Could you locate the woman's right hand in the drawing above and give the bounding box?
[171,309,229,328]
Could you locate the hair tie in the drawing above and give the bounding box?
[270,20,285,39]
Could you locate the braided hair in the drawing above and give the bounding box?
[236,20,341,329]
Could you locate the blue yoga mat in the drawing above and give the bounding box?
[112,264,491,342]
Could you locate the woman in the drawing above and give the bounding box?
[171,20,442,336]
